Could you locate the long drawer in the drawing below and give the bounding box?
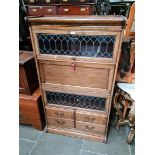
[47,117,74,129]
[76,109,107,124]
[46,106,74,119]
[76,121,106,134]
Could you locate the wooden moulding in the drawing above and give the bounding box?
[27,15,126,27]
[42,83,111,98]
[47,127,106,142]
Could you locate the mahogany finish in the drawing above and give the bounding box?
[28,6,57,16]
[19,88,46,130]
[19,51,39,95]
[28,16,125,142]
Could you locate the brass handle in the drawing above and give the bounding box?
[47,9,52,12]
[29,0,34,3]
[80,8,86,12]
[64,8,69,12]
[56,120,65,125]
[58,112,64,117]
[45,0,51,3]
[55,112,64,117]
[86,126,95,130]
[32,9,37,12]
[85,117,95,122]
[90,117,95,122]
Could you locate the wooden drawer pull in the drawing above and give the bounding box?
[86,126,95,130]
[64,8,69,12]
[47,9,52,12]
[32,9,37,12]
[80,8,86,12]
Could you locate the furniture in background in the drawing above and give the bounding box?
[116,40,135,83]
[25,0,95,16]
[19,51,45,130]
[124,2,135,37]
[19,88,46,130]
[116,2,135,83]
[19,51,39,95]
[113,83,135,144]
[27,16,125,142]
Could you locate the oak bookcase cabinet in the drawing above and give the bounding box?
[28,16,125,142]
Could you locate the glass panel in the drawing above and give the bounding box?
[46,91,106,111]
[37,34,115,58]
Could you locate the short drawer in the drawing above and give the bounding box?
[47,117,74,129]
[58,5,93,15]
[76,110,107,124]
[46,106,74,119]
[28,6,57,16]
[76,121,106,134]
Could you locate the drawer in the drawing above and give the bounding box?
[76,110,107,124]
[76,121,106,134]
[28,6,57,16]
[47,117,74,129]
[58,5,93,15]
[46,106,74,119]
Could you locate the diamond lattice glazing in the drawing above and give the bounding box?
[37,34,115,58]
[46,91,106,111]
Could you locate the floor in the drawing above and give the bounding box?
[19,110,135,155]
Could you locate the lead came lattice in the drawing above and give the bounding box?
[46,91,106,111]
[37,34,115,58]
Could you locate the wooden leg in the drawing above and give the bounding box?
[127,102,135,144]
[113,87,130,129]
[127,127,135,144]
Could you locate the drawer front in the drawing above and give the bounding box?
[76,110,107,124]
[28,6,43,16]
[42,6,57,16]
[76,121,106,134]
[41,62,112,90]
[28,6,57,16]
[46,106,74,119]
[58,5,93,15]
[47,117,74,128]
